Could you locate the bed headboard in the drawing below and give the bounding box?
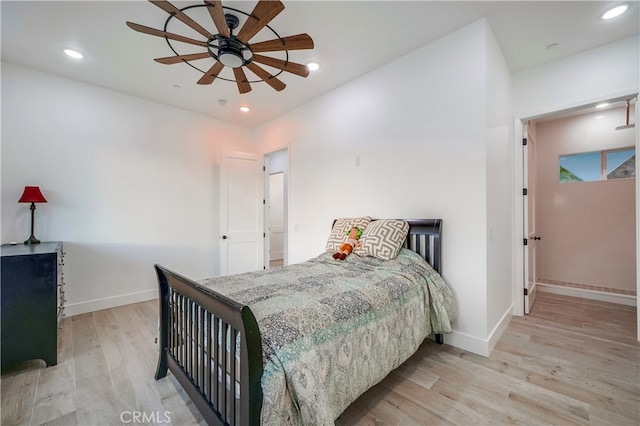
[332,218,443,274]
[403,219,442,274]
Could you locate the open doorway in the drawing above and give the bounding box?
[268,172,285,267]
[515,96,638,335]
[264,148,288,268]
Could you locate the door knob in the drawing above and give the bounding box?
[533,236,541,240]
[221,235,228,240]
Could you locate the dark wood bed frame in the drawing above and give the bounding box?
[154,219,443,426]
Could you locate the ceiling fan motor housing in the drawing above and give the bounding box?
[217,37,248,68]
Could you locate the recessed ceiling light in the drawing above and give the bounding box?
[596,102,609,109]
[602,4,628,20]
[239,106,250,113]
[63,49,84,59]
[306,62,320,71]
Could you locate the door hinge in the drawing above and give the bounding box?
[263,166,266,171]
[263,232,266,238]
[523,188,528,196]
[523,238,528,246]
[524,288,529,296]
[263,199,266,205]
[522,138,527,146]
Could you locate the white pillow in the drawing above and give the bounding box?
[354,219,409,260]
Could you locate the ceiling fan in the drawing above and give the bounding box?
[126,0,314,94]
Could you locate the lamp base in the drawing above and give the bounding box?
[24,235,41,244]
[24,203,41,244]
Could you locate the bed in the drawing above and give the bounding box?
[154,218,456,425]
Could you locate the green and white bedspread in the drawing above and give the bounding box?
[199,248,456,425]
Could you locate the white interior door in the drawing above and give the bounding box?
[220,151,263,276]
[525,125,539,314]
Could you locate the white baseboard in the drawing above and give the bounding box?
[441,305,512,357]
[444,330,490,357]
[537,283,637,307]
[64,289,158,317]
[487,305,513,354]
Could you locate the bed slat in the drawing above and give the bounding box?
[401,219,441,273]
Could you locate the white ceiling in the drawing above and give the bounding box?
[2,1,638,128]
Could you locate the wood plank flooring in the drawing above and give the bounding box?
[1,292,637,425]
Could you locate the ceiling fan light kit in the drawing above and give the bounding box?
[126,0,315,94]
[216,37,248,68]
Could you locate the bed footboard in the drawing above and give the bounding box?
[154,265,263,426]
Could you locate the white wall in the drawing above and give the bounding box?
[1,61,256,315]
[255,20,512,355]
[484,25,514,351]
[513,35,640,119]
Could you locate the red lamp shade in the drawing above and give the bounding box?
[18,186,47,203]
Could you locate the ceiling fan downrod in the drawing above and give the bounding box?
[216,14,246,68]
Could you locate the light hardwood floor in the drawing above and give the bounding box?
[1,292,638,425]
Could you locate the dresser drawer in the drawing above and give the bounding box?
[1,241,63,370]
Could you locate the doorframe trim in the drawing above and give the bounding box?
[263,147,289,267]
[513,118,525,316]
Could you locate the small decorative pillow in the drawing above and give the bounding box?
[325,216,372,252]
[355,219,410,260]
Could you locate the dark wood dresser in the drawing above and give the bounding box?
[1,242,65,370]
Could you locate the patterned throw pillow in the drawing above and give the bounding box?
[325,216,372,252]
[354,219,410,260]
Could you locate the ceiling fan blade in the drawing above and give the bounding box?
[149,0,214,39]
[197,62,225,85]
[204,0,230,38]
[252,54,309,77]
[155,52,212,65]
[250,34,314,53]
[235,0,285,44]
[126,22,208,47]
[245,62,286,91]
[233,67,252,94]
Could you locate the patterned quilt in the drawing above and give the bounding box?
[199,248,456,425]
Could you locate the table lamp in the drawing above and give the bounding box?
[18,186,48,244]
